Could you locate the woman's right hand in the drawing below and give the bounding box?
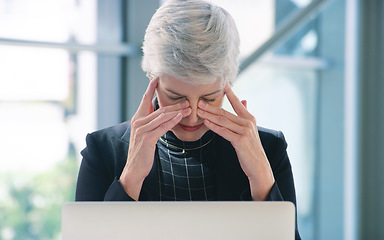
[119,78,191,200]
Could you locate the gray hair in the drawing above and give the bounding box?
[141,0,240,86]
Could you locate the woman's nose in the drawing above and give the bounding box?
[185,100,199,124]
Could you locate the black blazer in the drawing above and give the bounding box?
[75,121,301,239]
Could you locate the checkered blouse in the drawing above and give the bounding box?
[156,130,217,201]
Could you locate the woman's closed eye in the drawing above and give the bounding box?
[167,96,185,101]
[167,95,215,103]
[201,98,216,103]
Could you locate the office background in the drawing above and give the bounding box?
[0,0,383,239]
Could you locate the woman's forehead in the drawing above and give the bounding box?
[159,74,223,87]
[159,75,224,95]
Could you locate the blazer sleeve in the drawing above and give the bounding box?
[265,131,297,204]
[75,133,135,201]
[264,130,301,240]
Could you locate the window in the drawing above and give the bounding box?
[1,0,360,239]
[221,0,347,239]
[0,1,97,239]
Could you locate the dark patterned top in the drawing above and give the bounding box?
[156,130,216,201]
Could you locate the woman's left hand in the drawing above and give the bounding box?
[197,85,275,200]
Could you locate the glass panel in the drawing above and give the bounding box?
[0,0,96,44]
[0,50,97,240]
[274,0,319,57]
[219,0,313,58]
[0,46,70,101]
[220,1,320,239]
[218,0,275,58]
[223,62,317,239]
[0,0,97,238]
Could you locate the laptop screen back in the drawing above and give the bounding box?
[62,201,295,240]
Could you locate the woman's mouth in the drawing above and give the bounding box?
[178,123,204,132]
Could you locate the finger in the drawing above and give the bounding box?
[197,108,247,135]
[198,100,245,125]
[159,99,189,113]
[134,100,189,127]
[241,100,247,109]
[137,108,191,134]
[224,85,250,118]
[203,119,240,143]
[148,113,184,140]
[136,78,159,116]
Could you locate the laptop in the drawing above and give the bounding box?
[62,201,295,240]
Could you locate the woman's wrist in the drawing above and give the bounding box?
[119,170,145,201]
[248,175,275,201]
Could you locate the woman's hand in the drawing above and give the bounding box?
[197,85,275,200]
[119,78,191,200]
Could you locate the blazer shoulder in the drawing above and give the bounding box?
[257,126,290,172]
[89,121,131,143]
[258,126,287,150]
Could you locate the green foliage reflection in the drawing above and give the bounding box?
[0,155,78,240]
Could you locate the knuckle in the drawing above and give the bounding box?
[131,114,138,122]
[158,107,166,113]
[163,112,175,120]
[245,120,254,129]
[135,126,144,136]
[250,116,257,124]
[157,112,165,119]
[245,128,253,137]
[219,116,226,125]
[131,119,140,129]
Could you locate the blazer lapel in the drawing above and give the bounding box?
[141,147,160,200]
[214,136,250,200]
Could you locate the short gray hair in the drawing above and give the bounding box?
[141,0,240,85]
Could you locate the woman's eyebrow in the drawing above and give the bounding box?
[165,88,222,97]
[201,89,222,97]
[165,88,185,97]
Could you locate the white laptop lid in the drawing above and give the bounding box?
[62,201,295,240]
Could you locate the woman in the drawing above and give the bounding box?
[76,0,300,238]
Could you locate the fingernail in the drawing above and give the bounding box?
[198,100,206,108]
[181,100,188,107]
[198,109,204,115]
[183,108,191,114]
